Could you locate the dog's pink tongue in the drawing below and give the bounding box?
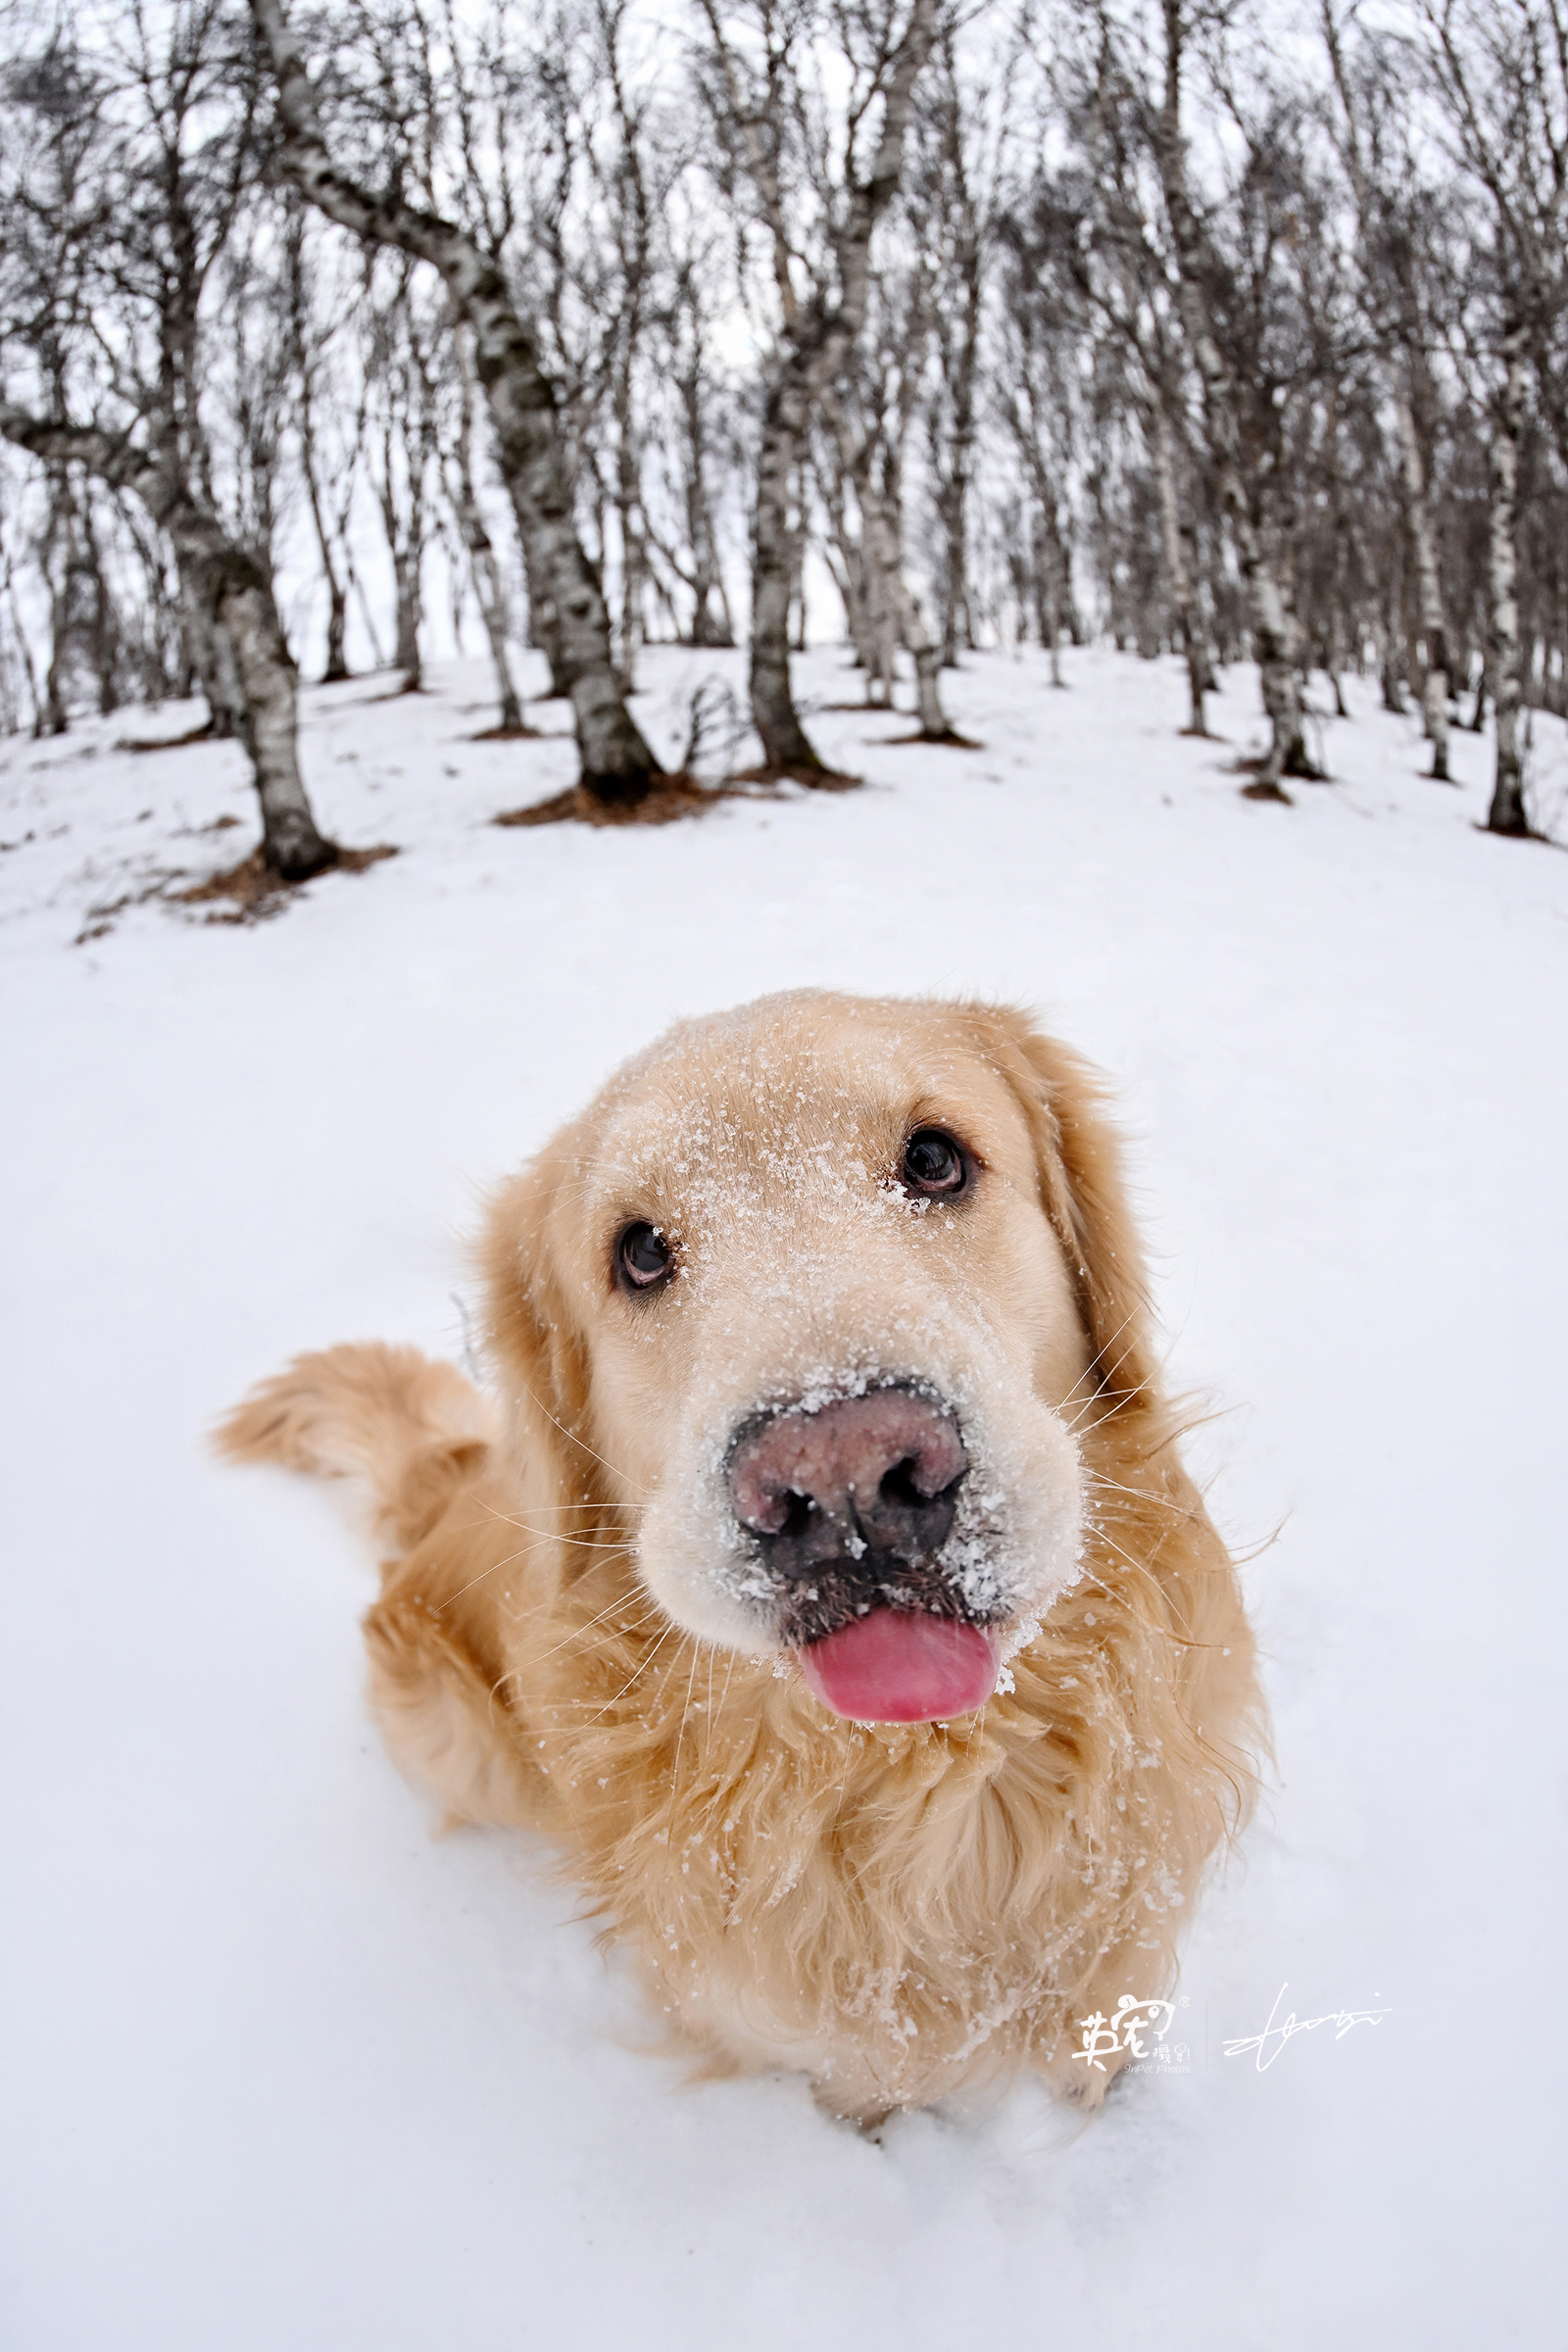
[800,1610,1000,1723]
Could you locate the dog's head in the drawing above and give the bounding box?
[481,993,1155,1725]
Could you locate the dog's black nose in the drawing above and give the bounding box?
[728,1386,966,1579]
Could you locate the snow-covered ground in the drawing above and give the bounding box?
[2,646,1563,2349]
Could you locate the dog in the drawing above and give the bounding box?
[219,991,1262,2121]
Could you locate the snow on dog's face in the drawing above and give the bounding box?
[483,994,1152,1725]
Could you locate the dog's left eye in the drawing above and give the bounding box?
[617,1222,674,1292]
[900,1129,968,1197]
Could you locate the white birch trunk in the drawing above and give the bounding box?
[711,0,938,774]
[0,405,337,878]
[253,0,658,804]
[450,336,523,732]
[1394,389,1450,782]
[1152,395,1210,734]
[1486,339,1530,835]
[1156,0,1309,794]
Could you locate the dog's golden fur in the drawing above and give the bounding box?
[219,993,1262,2121]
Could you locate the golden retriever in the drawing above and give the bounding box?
[219,992,1262,2121]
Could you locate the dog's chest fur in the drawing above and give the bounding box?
[369,1409,1253,2120]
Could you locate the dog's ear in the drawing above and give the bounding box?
[476,1133,599,1506]
[981,1008,1159,1407]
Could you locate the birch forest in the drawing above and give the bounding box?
[2,0,1565,871]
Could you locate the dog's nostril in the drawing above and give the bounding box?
[779,1490,813,1542]
[878,1457,923,1511]
[879,1452,964,1511]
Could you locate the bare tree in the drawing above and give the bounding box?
[1323,6,1453,779]
[1143,0,1320,796]
[696,0,941,776]
[592,0,659,685]
[363,254,442,692]
[0,454,44,733]
[2,408,336,872]
[1072,44,1218,729]
[284,204,367,682]
[914,35,999,668]
[821,387,956,736]
[808,238,958,737]
[250,0,662,806]
[646,228,739,647]
[446,324,525,732]
[0,10,337,875]
[1418,0,1568,833]
[34,463,124,729]
[993,220,1076,686]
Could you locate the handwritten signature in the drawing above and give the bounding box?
[1222,1983,1390,2072]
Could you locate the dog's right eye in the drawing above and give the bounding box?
[616,1222,674,1293]
[901,1128,968,1197]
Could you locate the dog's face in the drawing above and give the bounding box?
[485,994,1150,1724]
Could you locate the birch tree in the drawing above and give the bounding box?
[1006,78,1217,729]
[913,36,999,667]
[363,256,443,693]
[1323,6,1454,778]
[446,324,526,733]
[250,0,663,806]
[696,0,941,776]
[0,8,337,876]
[1144,0,1318,796]
[283,208,363,683]
[646,225,739,648]
[1419,0,1568,834]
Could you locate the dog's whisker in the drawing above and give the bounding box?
[522,1592,663,1668]
[433,1541,556,1609]
[470,1494,635,1543]
[672,1637,705,1782]
[695,1649,746,1841]
[449,1517,631,1558]
[1079,1525,1229,1649]
[485,1528,632,1554]
[432,1520,641,1611]
[571,1621,679,1726]
[480,1502,627,1515]
[1081,1467,1178,1511]
[513,1375,653,1496]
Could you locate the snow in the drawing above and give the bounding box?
[1,645,1563,2348]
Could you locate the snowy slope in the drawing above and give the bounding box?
[1,648,1564,2350]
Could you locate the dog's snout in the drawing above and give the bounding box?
[728,1387,967,1575]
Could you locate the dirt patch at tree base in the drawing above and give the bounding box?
[876,729,985,750]
[1231,749,1326,790]
[178,842,398,921]
[812,700,902,714]
[117,722,221,755]
[494,772,780,827]
[725,762,861,792]
[1472,819,1566,850]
